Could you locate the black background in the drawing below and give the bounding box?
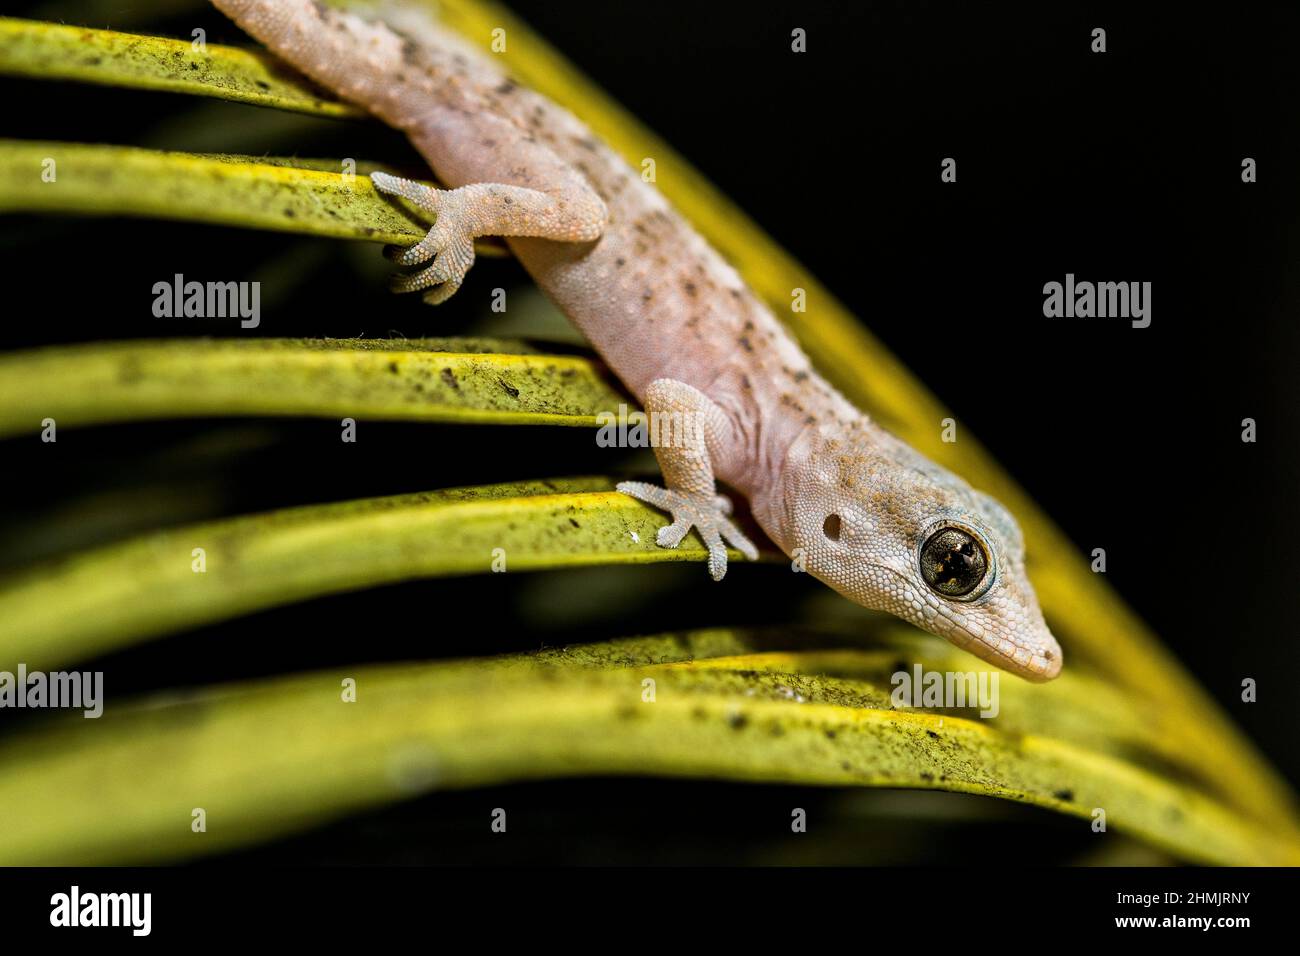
[1,0,1296,864]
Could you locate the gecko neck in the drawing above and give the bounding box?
[736,388,857,554]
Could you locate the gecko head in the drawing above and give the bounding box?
[782,426,1062,681]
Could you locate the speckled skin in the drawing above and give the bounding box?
[211,0,1062,680]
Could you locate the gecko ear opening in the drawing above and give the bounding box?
[822,514,842,542]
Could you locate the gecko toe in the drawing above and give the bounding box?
[389,235,474,302]
[616,481,672,510]
[719,518,759,562]
[422,279,462,306]
[385,238,437,266]
[656,518,691,549]
[370,172,441,217]
[699,524,728,581]
[618,481,753,577]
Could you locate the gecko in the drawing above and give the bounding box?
[210,0,1062,680]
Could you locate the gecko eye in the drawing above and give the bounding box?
[919,526,990,600]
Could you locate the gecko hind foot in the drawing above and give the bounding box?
[616,481,758,581]
[371,171,476,305]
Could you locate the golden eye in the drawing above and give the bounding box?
[919,527,989,599]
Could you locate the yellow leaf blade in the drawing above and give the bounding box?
[0,338,628,437]
[0,139,432,243]
[0,629,1293,866]
[0,16,360,117]
[0,480,775,671]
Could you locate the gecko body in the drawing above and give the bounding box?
[211,0,1062,680]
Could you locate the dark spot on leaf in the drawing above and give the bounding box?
[117,357,143,385]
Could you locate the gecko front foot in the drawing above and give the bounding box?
[371,171,476,305]
[617,481,759,581]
